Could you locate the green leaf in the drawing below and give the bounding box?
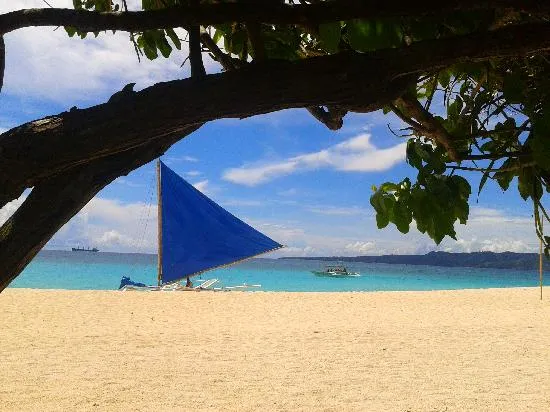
[376,212,390,229]
[438,70,451,88]
[393,200,412,234]
[477,159,495,198]
[346,19,401,52]
[64,26,77,37]
[495,171,514,191]
[530,120,550,171]
[380,182,399,192]
[454,200,469,224]
[517,169,534,200]
[165,28,181,50]
[503,72,525,104]
[154,31,172,58]
[450,175,472,198]
[318,22,341,53]
[406,140,423,169]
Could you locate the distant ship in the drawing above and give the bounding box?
[72,246,99,252]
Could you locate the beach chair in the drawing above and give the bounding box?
[194,279,219,290]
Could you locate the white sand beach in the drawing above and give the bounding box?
[1,287,549,411]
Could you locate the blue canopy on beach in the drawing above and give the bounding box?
[159,161,282,285]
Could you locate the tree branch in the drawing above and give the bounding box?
[394,93,460,161]
[1,1,548,35]
[201,29,344,130]
[462,151,529,161]
[306,106,347,130]
[200,31,238,70]
[447,161,535,172]
[1,22,550,208]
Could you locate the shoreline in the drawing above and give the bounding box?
[2,287,549,411]
[6,284,545,293]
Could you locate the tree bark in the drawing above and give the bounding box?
[0,125,201,292]
[2,22,549,209]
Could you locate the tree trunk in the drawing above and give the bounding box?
[0,125,201,292]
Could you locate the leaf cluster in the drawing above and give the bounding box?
[371,140,470,244]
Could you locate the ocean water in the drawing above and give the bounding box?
[8,250,542,292]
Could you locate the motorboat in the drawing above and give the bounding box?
[311,265,359,277]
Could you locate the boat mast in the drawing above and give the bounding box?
[157,159,163,286]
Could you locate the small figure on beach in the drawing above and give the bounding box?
[185,276,193,288]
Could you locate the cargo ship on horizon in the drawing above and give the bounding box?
[72,246,99,252]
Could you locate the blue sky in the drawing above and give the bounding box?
[0,1,539,256]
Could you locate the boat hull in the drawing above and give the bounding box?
[311,271,359,278]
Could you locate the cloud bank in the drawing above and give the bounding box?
[222,134,407,186]
[1,1,216,104]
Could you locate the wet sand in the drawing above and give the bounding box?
[1,288,549,411]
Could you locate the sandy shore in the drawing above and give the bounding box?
[1,288,549,411]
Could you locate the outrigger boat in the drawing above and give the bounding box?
[119,160,283,291]
[312,265,359,278]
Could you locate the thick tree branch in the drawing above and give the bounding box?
[0,124,201,292]
[394,93,460,161]
[1,1,548,35]
[201,30,343,130]
[1,22,550,209]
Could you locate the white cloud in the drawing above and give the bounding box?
[1,1,217,104]
[95,229,137,249]
[184,170,202,177]
[280,246,318,257]
[444,237,532,253]
[222,133,407,186]
[114,177,143,188]
[278,188,298,197]
[307,206,371,216]
[345,241,376,254]
[0,192,536,258]
[192,179,210,194]
[166,155,200,164]
[51,197,157,252]
[0,193,27,226]
[222,199,264,207]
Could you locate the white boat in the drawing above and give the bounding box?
[119,160,283,291]
[312,265,359,278]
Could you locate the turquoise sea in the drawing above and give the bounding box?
[8,250,542,292]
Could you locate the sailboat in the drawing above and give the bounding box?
[119,160,283,291]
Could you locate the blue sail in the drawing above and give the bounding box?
[159,161,282,284]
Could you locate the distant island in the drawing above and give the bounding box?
[281,251,541,270]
